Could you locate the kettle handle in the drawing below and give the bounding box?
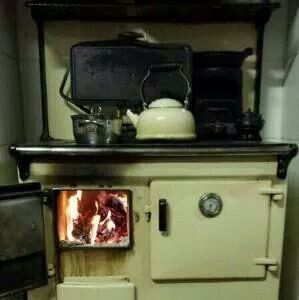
[118,31,145,41]
[140,63,191,109]
[148,63,182,72]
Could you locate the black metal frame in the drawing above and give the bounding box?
[24,1,279,141]
[9,142,298,181]
[26,2,280,23]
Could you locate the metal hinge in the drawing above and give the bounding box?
[144,204,151,222]
[42,189,54,208]
[258,188,284,201]
[253,258,279,272]
[47,263,56,278]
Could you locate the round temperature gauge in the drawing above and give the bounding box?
[199,193,223,218]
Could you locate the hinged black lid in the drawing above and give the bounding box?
[70,38,192,106]
[0,182,47,297]
[0,182,43,261]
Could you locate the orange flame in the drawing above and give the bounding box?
[66,190,82,242]
[58,190,129,247]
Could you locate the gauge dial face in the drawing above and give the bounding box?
[199,193,223,218]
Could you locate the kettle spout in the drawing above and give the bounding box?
[126,109,139,128]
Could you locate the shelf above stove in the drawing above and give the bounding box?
[25,1,279,23]
[9,141,298,181]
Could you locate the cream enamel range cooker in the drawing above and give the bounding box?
[3,142,298,300]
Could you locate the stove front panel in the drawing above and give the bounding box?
[26,157,285,300]
[150,179,272,280]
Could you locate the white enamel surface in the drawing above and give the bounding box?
[134,104,196,140]
[57,277,135,300]
[148,98,183,108]
[151,179,271,280]
[19,21,257,139]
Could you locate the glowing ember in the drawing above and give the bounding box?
[57,190,130,247]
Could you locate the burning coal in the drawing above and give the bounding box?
[57,190,130,247]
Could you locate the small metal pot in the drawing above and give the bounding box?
[236,109,264,141]
[72,114,122,145]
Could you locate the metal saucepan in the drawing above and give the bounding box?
[72,114,122,145]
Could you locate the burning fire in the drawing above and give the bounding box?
[66,190,82,242]
[57,190,129,247]
[90,202,101,245]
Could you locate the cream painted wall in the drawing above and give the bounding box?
[17,0,42,142]
[279,1,299,298]
[16,1,289,142]
[260,0,288,141]
[44,22,256,140]
[0,0,24,184]
[17,0,258,141]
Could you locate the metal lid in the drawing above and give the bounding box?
[148,98,183,108]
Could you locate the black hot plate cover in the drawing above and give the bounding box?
[70,34,192,106]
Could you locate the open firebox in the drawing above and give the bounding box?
[55,189,132,249]
[0,184,132,298]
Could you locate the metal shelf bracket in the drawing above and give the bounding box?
[277,144,299,179]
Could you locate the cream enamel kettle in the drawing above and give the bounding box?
[127,64,196,141]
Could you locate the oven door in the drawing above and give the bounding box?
[150,179,272,280]
[0,182,47,297]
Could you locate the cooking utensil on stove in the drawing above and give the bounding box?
[72,114,122,145]
[236,109,264,141]
[127,63,196,141]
